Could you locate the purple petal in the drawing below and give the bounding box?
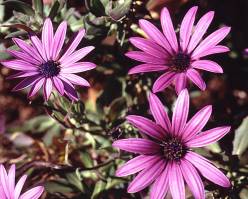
[182,105,212,142]
[126,51,166,65]
[172,89,189,136]
[186,69,206,90]
[175,73,187,95]
[42,18,54,60]
[195,45,230,58]
[128,64,168,74]
[192,27,231,59]
[148,92,171,133]
[191,60,223,73]
[30,35,47,61]
[12,76,41,91]
[1,60,38,71]
[60,29,85,60]
[7,164,15,195]
[116,155,161,177]
[60,76,78,101]
[0,165,10,198]
[60,46,94,66]
[127,159,165,193]
[150,164,169,199]
[126,115,166,140]
[185,152,231,187]
[62,74,90,87]
[169,162,185,199]
[14,175,27,199]
[52,77,64,95]
[180,159,205,199]
[161,7,178,52]
[187,11,214,53]
[52,21,67,59]
[180,6,198,51]
[186,126,231,147]
[7,50,41,65]
[113,138,161,154]
[19,186,44,199]
[152,71,177,93]
[61,62,96,73]
[129,37,169,58]
[139,19,173,54]
[7,72,40,79]
[28,78,45,98]
[43,78,53,101]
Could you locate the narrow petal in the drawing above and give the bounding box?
[12,76,41,91]
[52,77,64,95]
[139,19,173,54]
[128,64,168,74]
[187,11,214,53]
[126,115,166,140]
[43,78,53,101]
[7,165,15,195]
[116,155,161,177]
[127,159,165,193]
[129,37,169,58]
[182,105,212,141]
[175,73,187,95]
[30,35,47,61]
[172,89,189,136]
[19,186,44,199]
[60,62,96,73]
[161,7,178,52]
[113,138,161,154]
[180,6,198,51]
[1,60,38,71]
[7,50,41,65]
[192,27,231,59]
[191,60,223,73]
[185,152,231,187]
[148,92,172,133]
[186,69,206,90]
[195,45,230,58]
[152,71,177,93]
[150,164,169,199]
[7,72,40,79]
[169,162,185,199]
[52,21,67,59]
[180,159,205,199]
[42,18,54,60]
[14,175,27,199]
[186,126,231,147]
[0,165,10,198]
[62,74,90,87]
[28,78,45,98]
[126,51,166,65]
[60,76,78,101]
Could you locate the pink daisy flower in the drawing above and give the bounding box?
[126,6,231,94]
[0,164,44,199]
[113,89,231,199]
[1,18,96,101]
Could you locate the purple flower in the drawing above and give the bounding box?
[1,18,96,101]
[0,164,44,199]
[126,6,231,94]
[244,48,248,56]
[113,89,231,199]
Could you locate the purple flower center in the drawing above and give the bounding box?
[162,138,186,161]
[171,52,191,72]
[39,60,60,78]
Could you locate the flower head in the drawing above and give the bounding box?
[1,18,96,101]
[0,164,44,199]
[126,6,231,94]
[113,89,231,199]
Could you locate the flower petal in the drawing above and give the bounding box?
[43,78,53,101]
[12,76,41,91]
[19,186,44,199]
[128,64,168,74]
[1,60,38,71]
[63,74,90,87]
[148,92,171,133]
[28,78,45,98]
[7,72,40,79]
[182,105,212,141]
[172,89,189,136]
[126,51,166,64]
[186,68,206,90]
[0,165,10,198]
[185,152,231,187]
[30,34,47,61]
[116,155,161,177]
[175,73,187,95]
[14,175,27,199]
[152,71,177,93]
[127,158,165,193]
[126,115,166,140]
[186,126,231,147]
[195,45,230,58]
[7,50,41,65]
[191,60,223,73]
[161,7,178,52]
[59,76,78,101]
[42,18,54,60]
[180,159,205,199]
[113,138,160,154]
[169,162,185,199]
[150,163,169,199]
[180,6,198,51]
[61,62,96,73]
[52,77,64,95]
[8,165,15,195]
[187,11,214,53]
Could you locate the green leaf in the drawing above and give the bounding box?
[90,0,106,17]
[66,171,84,192]
[45,180,74,193]
[91,180,106,199]
[2,23,34,33]
[106,0,132,21]
[5,30,27,39]
[48,0,65,19]
[80,151,94,168]
[32,0,43,15]
[2,0,35,15]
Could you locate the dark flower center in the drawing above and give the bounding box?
[162,138,187,161]
[39,60,60,78]
[171,52,191,72]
